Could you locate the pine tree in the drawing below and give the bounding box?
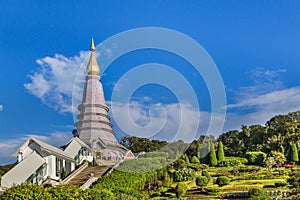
[291,143,299,163]
[196,143,201,161]
[217,141,225,162]
[184,153,190,165]
[209,142,218,166]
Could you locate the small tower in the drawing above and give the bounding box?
[75,38,125,156]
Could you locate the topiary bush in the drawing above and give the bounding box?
[196,176,208,190]
[191,156,200,163]
[201,170,211,182]
[175,182,188,198]
[173,168,196,182]
[216,176,230,187]
[248,187,264,197]
[245,152,266,166]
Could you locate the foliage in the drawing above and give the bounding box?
[88,188,115,200]
[206,186,221,195]
[196,176,208,190]
[245,152,267,166]
[248,187,264,197]
[217,141,225,162]
[173,168,196,182]
[0,184,89,200]
[60,167,67,180]
[265,151,286,170]
[201,170,211,182]
[287,143,299,163]
[196,143,201,160]
[191,155,200,163]
[216,176,230,187]
[187,163,208,171]
[287,170,300,198]
[209,142,218,166]
[120,136,168,153]
[175,182,188,198]
[218,156,248,167]
[183,154,190,165]
[139,152,168,159]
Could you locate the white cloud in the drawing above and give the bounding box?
[0,105,2,111]
[0,132,72,165]
[225,67,300,131]
[24,51,90,113]
[109,100,226,142]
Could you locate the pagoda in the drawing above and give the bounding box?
[75,38,132,161]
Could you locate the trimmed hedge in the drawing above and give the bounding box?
[245,152,266,166]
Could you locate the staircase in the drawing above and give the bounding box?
[64,165,110,187]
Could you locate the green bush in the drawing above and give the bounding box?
[191,156,200,163]
[173,168,196,182]
[201,170,211,182]
[206,187,221,195]
[248,187,264,197]
[175,182,188,198]
[188,163,208,171]
[216,176,230,187]
[219,157,248,167]
[274,181,287,187]
[245,152,266,166]
[196,176,208,189]
[139,152,168,159]
[88,189,114,200]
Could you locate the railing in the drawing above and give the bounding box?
[61,162,88,184]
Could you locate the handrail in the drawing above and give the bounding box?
[61,162,88,184]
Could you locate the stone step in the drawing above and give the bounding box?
[65,166,110,187]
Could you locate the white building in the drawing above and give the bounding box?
[1,38,134,189]
[1,137,93,188]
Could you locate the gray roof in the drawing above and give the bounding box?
[1,151,45,188]
[64,137,91,158]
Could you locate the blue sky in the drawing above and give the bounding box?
[1,1,300,164]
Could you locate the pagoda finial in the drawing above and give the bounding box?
[86,38,100,75]
[90,37,96,51]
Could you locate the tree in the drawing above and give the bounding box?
[209,142,218,166]
[287,143,299,164]
[217,141,225,162]
[196,176,208,191]
[191,156,200,163]
[196,143,201,160]
[183,154,190,165]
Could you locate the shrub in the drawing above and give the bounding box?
[217,141,225,162]
[209,143,218,166]
[245,152,267,166]
[175,182,188,198]
[219,157,248,167]
[248,187,264,197]
[191,156,200,163]
[206,187,221,195]
[274,181,287,187]
[173,168,196,182]
[188,163,208,171]
[88,189,115,200]
[216,176,230,187]
[139,152,168,159]
[196,176,208,190]
[201,170,211,182]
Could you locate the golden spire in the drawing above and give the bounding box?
[90,37,96,51]
[86,37,100,75]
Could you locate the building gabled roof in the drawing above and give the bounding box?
[1,151,45,188]
[64,137,91,158]
[13,137,74,161]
